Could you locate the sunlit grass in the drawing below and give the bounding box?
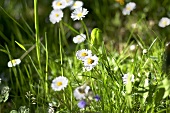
[0,0,170,113]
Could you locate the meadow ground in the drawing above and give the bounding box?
[0,0,170,113]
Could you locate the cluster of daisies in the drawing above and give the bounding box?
[49,0,88,24]
[76,49,99,71]
[51,76,100,110]
[123,2,170,28]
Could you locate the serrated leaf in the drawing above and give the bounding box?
[15,41,26,51]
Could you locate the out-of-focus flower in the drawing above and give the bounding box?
[71,1,83,10]
[122,73,134,84]
[52,0,67,10]
[51,76,68,91]
[94,95,101,102]
[158,17,170,28]
[65,0,74,7]
[8,59,21,67]
[143,49,147,54]
[73,34,86,44]
[115,0,124,5]
[130,44,136,51]
[49,9,63,24]
[77,100,87,109]
[76,49,92,60]
[71,7,89,21]
[83,55,98,71]
[122,2,136,15]
[73,85,90,100]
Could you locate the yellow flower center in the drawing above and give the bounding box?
[126,6,131,11]
[163,21,167,25]
[56,2,62,6]
[87,58,94,64]
[11,60,17,64]
[81,52,88,57]
[73,3,77,6]
[77,13,82,17]
[56,81,63,86]
[55,14,59,17]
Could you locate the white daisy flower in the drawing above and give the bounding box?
[76,49,92,60]
[52,0,67,10]
[122,2,136,15]
[70,1,83,10]
[49,9,63,24]
[158,17,170,28]
[73,85,90,100]
[8,59,21,67]
[83,55,98,69]
[71,7,89,21]
[122,73,134,84]
[65,0,74,7]
[73,34,86,44]
[51,76,68,91]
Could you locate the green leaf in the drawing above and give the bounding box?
[15,41,26,51]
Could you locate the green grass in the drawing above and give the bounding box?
[0,0,170,112]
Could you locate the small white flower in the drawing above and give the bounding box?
[52,0,67,10]
[122,2,136,15]
[158,17,170,28]
[70,1,83,10]
[76,49,92,60]
[49,9,63,24]
[143,49,147,54]
[73,85,90,100]
[8,59,21,67]
[83,55,98,69]
[130,44,136,51]
[71,7,89,21]
[73,34,86,44]
[51,76,68,91]
[65,0,74,7]
[122,73,134,84]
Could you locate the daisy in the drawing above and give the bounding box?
[76,49,92,60]
[70,1,83,10]
[52,0,67,10]
[49,9,63,24]
[77,100,87,109]
[73,85,90,100]
[83,55,98,69]
[65,0,74,7]
[8,59,21,67]
[122,73,134,84]
[51,76,68,91]
[71,7,89,21]
[158,17,170,28]
[122,2,136,15]
[73,34,86,44]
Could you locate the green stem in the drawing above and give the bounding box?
[34,0,41,70]
[59,29,64,76]
[45,32,49,100]
[81,20,90,48]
